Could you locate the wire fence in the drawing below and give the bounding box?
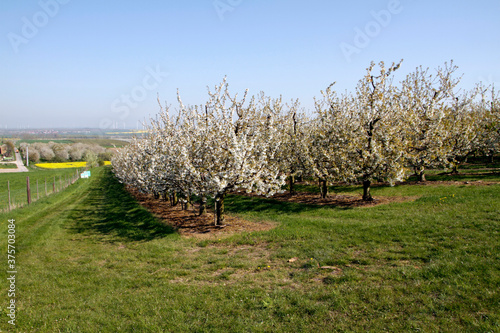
[1,169,82,212]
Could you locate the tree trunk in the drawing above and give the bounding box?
[153,191,160,200]
[319,178,328,199]
[418,171,426,182]
[170,193,178,206]
[215,193,225,226]
[288,174,295,195]
[199,196,207,216]
[362,179,373,201]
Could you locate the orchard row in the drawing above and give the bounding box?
[112,61,499,224]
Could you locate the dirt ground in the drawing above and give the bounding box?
[128,177,500,237]
[127,186,418,238]
[239,190,417,208]
[400,179,500,186]
[127,188,277,239]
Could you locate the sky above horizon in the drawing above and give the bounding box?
[1,0,499,130]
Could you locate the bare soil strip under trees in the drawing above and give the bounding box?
[128,178,499,238]
[127,187,277,238]
[127,187,418,237]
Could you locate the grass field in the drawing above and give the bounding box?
[0,167,498,332]
[0,163,17,169]
[15,139,74,145]
[71,138,129,148]
[0,168,81,211]
[15,138,129,148]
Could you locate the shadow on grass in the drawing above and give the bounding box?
[293,183,363,195]
[422,172,500,182]
[67,168,175,242]
[295,171,500,194]
[223,194,350,216]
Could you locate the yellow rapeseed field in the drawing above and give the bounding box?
[35,161,111,169]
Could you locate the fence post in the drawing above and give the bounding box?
[27,176,31,205]
[8,180,11,212]
[45,177,47,196]
[37,179,39,200]
[53,176,56,193]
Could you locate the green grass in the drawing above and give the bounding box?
[0,167,498,332]
[0,163,17,169]
[15,138,128,148]
[16,139,74,145]
[71,138,129,148]
[0,168,82,211]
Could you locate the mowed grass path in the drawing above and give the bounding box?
[0,167,499,332]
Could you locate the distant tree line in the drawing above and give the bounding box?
[19,142,115,165]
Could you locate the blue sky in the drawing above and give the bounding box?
[1,0,499,129]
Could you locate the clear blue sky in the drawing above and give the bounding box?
[1,0,499,129]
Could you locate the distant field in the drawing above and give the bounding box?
[16,139,74,145]
[106,130,147,135]
[35,162,87,169]
[15,138,128,148]
[0,163,17,169]
[35,161,111,169]
[71,138,129,148]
